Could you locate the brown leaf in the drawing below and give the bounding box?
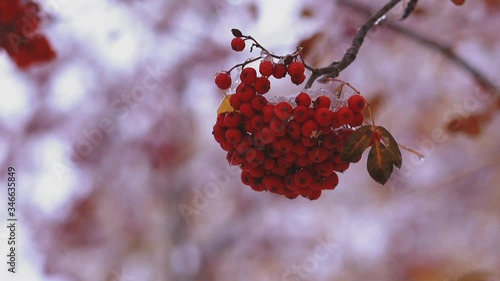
[341,125,373,163]
[367,142,394,185]
[376,126,402,168]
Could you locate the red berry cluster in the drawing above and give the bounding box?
[213,30,369,199]
[0,0,56,68]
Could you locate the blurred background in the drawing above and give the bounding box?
[1,0,500,280]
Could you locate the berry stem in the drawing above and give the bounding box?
[228,56,262,73]
[304,0,404,89]
[367,102,376,127]
[398,143,425,160]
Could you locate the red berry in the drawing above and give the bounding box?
[337,106,354,125]
[272,63,287,78]
[301,135,317,147]
[284,189,299,199]
[243,117,254,133]
[224,112,243,127]
[259,127,275,145]
[347,94,366,112]
[315,161,334,177]
[308,146,330,163]
[291,73,306,85]
[215,72,231,90]
[229,93,243,110]
[308,190,321,200]
[262,104,276,122]
[254,76,271,94]
[314,96,331,109]
[212,124,226,143]
[273,137,294,153]
[239,102,256,118]
[259,60,274,77]
[334,162,349,173]
[262,175,285,193]
[263,156,276,170]
[231,37,245,52]
[287,120,302,138]
[251,95,268,111]
[225,128,242,143]
[349,112,364,127]
[237,84,256,101]
[250,114,264,130]
[274,102,293,121]
[292,106,309,123]
[330,111,341,129]
[270,118,287,136]
[314,108,333,127]
[216,113,227,127]
[249,166,266,178]
[301,120,319,137]
[246,149,265,166]
[241,170,253,186]
[292,141,308,156]
[295,92,311,107]
[287,61,305,77]
[235,136,252,153]
[295,155,313,167]
[240,68,257,85]
[294,170,312,188]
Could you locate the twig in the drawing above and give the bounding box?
[401,0,419,20]
[304,0,404,89]
[338,0,500,97]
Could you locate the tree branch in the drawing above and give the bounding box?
[304,0,403,89]
[338,0,500,96]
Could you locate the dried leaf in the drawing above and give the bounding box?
[367,142,394,185]
[376,126,402,168]
[341,125,373,163]
[217,95,234,114]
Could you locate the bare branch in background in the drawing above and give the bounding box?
[338,0,500,97]
[304,0,404,88]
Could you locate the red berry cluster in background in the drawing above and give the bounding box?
[0,0,56,68]
[213,30,372,199]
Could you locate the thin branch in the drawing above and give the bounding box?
[401,0,418,20]
[304,0,404,89]
[339,0,500,96]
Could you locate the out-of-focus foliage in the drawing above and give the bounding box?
[1,0,500,281]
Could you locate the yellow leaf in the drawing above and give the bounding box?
[217,95,235,114]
